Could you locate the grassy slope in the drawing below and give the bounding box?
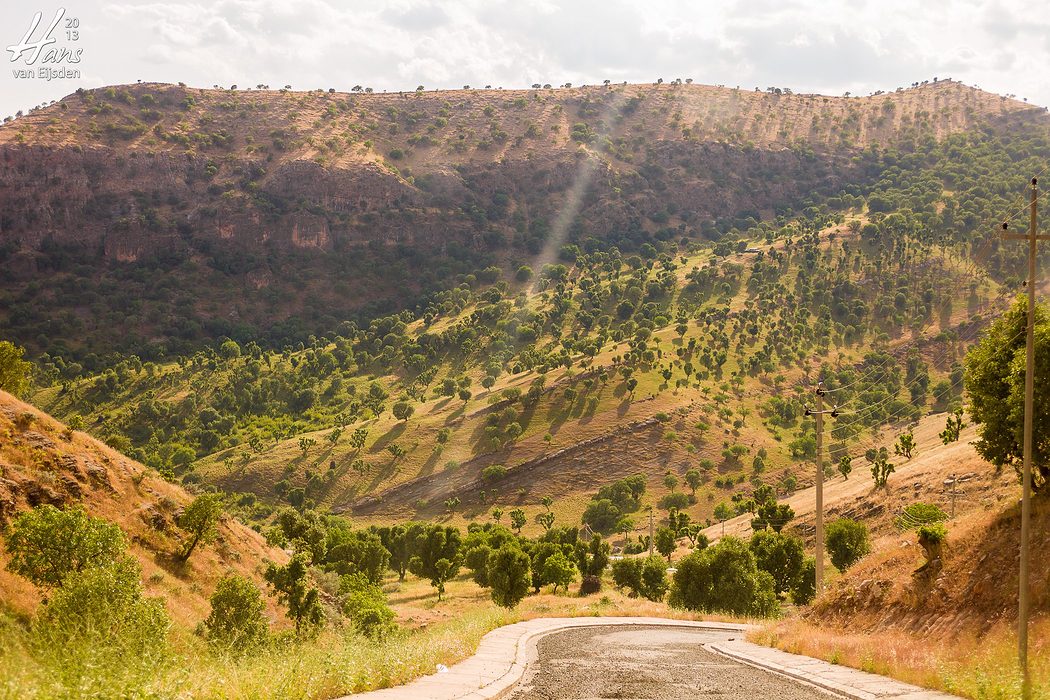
[745,422,1050,699]
[0,389,287,627]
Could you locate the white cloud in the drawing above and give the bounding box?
[0,0,1048,116]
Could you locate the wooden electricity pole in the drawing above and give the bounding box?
[806,380,836,595]
[1000,177,1044,699]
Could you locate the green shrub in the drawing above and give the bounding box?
[611,556,667,601]
[791,557,817,605]
[895,502,948,531]
[340,574,396,640]
[668,537,779,617]
[480,464,508,482]
[33,556,170,666]
[825,518,871,572]
[5,505,127,588]
[640,556,669,601]
[487,545,531,608]
[541,551,577,593]
[917,522,948,546]
[200,575,268,652]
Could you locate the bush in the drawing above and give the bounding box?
[480,464,507,482]
[825,518,871,572]
[579,574,601,596]
[581,498,621,535]
[918,522,948,546]
[657,492,691,511]
[34,556,170,662]
[488,545,531,608]
[201,575,268,651]
[791,557,817,605]
[895,502,948,531]
[668,537,779,617]
[5,505,127,588]
[611,556,667,601]
[640,556,669,601]
[340,574,396,640]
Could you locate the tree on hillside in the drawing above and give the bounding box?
[668,537,778,617]
[509,508,527,534]
[713,501,733,535]
[264,553,323,634]
[655,527,676,562]
[176,493,224,562]
[837,455,853,480]
[0,340,32,397]
[965,297,1050,491]
[825,518,870,571]
[4,505,126,588]
[749,529,805,596]
[866,447,895,487]
[939,409,965,444]
[541,551,577,593]
[894,431,916,459]
[685,468,702,495]
[392,400,414,421]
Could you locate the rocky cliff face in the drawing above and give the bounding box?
[0,80,1037,354]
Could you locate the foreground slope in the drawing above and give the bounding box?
[0,389,285,625]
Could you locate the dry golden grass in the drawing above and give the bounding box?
[751,617,1050,699]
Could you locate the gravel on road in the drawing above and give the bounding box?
[507,625,837,700]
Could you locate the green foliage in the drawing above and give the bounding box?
[792,557,817,606]
[462,524,514,587]
[540,551,577,593]
[837,455,852,480]
[509,508,527,534]
[340,573,396,640]
[610,556,667,601]
[965,297,1050,491]
[866,447,895,487]
[176,493,224,562]
[894,431,916,459]
[749,530,805,596]
[392,400,414,421]
[895,502,949,531]
[481,464,507,481]
[408,524,461,599]
[264,553,324,635]
[940,409,965,445]
[5,505,127,588]
[668,537,779,617]
[655,527,676,562]
[324,525,390,584]
[825,518,871,572]
[32,556,170,676]
[918,522,948,546]
[0,340,32,396]
[200,575,269,652]
[582,498,622,535]
[488,545,531,608]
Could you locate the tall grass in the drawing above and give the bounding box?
[0,606,517,699]
[752,618,1050,700]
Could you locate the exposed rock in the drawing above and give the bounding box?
[22,431,56,450]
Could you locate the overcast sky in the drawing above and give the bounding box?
[3,0,1049,117]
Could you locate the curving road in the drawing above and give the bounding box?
[508,625,837,700]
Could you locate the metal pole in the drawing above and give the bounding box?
[1019,178,1036,699]
[815,382,825,595]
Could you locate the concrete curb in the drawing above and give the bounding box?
[340,616,750,699]
[706,640,963,700]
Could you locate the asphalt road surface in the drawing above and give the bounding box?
[507,625,836,700]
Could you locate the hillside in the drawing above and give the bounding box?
[751,428,1049,697]
[0,389,286,627]
[0,79,1045,356]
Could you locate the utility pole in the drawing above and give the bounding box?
[1000,177,1044,700]
[648,506,655,557]
[805,380,837,595]
[944,473,958,519]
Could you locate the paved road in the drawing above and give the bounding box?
[508,625,836,700]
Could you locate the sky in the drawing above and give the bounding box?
[3,0,1050,118]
